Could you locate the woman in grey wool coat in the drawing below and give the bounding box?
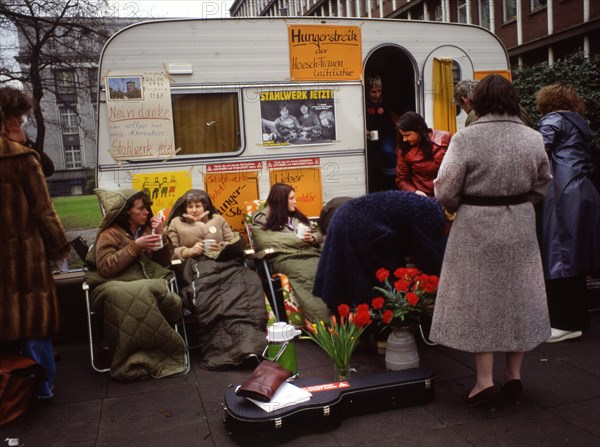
[430,75,551,410]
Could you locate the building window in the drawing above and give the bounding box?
[71,184,83,195]
[434,4,443,21]
[55,70,76,95]
[59,105,79,135]
[64,145,82,169]
[479,0,491,29]
[503,0,517,23]
[531,0,546,11]
[457,0,467,23]
[47,38,58,53]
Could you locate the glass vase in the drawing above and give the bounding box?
[333,363,351,381]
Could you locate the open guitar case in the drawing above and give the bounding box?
[223,367,434,446]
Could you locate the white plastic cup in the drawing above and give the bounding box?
[295,223,309,239]
[369,130,379,141]
[152,229,164,249]
[204,239,217,251]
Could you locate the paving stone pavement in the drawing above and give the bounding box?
[1,301,598,447]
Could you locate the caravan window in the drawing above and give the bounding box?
[172,92,241,155]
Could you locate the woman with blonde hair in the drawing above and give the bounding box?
[535,83,600,343]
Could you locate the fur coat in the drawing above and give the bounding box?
[431,114,551,352]
[0,138,70,340]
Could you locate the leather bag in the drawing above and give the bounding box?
[0,353,46,427]
[236,360,292,402]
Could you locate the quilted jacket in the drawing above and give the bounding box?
[84,189,186,380]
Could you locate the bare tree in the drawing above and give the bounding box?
[0,0,135,152]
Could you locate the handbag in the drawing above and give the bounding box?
[236,360,292,402]
[0,353,46,427]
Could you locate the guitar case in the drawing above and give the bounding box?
[223,367,434,446]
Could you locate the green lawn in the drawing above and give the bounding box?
[52,194,102,231]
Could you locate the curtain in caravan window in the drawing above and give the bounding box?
[172,93,240,155]
[432,58,457,134]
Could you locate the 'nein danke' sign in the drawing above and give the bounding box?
[105,72,176,161]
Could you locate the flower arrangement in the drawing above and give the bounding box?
[303,304,372,380]
[371,267,439,329]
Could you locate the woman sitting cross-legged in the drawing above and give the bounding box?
[84,190,187,381]
[251,183,330,323]
[167,189,267,370]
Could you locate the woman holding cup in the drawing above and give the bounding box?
[167,190,234,260]
[251,183,330,323]
[166,189,267,370]
[85,189,187,380]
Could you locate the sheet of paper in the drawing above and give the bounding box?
[241,382,312,413]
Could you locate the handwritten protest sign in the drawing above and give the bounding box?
[288,25,362,81]
[106,72,176,161]
[204,171,260,233]
[268,161,323,217]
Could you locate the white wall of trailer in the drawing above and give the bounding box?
[95,17,509,205]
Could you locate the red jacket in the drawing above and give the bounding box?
[395,130,451,196]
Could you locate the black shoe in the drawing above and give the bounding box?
[501,379,523,405]
[459,385,499,411]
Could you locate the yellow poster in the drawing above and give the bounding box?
[132,170,192,218]
[204,171,260,233]
[288,25,362,81]
[473,70,512,81]
[269,166,323,217]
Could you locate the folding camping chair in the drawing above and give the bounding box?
[76,241,191,374]
[242,200,305,326]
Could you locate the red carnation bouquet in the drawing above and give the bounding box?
[304,304,372,380]
[371,267,439,329]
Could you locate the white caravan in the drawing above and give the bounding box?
[95,17,509,230]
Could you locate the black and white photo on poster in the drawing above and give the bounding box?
[259,89,336,146]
